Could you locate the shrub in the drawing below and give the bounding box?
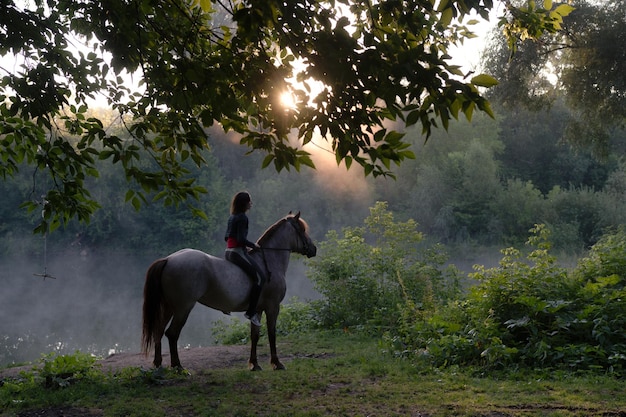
[569,226,626,372]
[33,351,99,389]
[394,225,626,374]
[306,201,460,332]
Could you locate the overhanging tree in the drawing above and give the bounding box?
[0,0,571,231]
[483,0,625,158]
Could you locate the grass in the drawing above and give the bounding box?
[2,330,625,416]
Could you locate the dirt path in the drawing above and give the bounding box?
[0,345,252,379]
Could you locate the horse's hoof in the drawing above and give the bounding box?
[272,362,286,371]
[248,362,263,371]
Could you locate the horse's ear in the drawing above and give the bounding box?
[294,211,301,220]
[288,211,292,214]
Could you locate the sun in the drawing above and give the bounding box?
[279,90,297,110]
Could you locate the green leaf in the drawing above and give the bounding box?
[344,155,353,170]
[125,190,135,202]
[261,154,274,169]
[191,207,209,220]
[406,110,420,126]
[199,0,213,12]
[385,130,406,144]
[471,74,499,87]
[439,8,454,28]
[553,4,574,17]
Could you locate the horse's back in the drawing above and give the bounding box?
[167,248,219,266]
[161,248,251,312]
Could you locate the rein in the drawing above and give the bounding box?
[255,247,291,284]
[254,216,312,283]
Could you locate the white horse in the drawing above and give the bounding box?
[141,212,316,371]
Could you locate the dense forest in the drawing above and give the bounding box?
[1,100,625,366]
[2,101,625,259]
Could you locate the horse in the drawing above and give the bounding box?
[141,212,316,371]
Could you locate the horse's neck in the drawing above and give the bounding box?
[258,236,291,276]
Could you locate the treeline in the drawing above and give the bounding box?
[1,101,625,260]
[380,102,626,252]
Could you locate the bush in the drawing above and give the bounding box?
[569,226,626,372]
[306,202,460,332]
[394,225,626,374]
[32,351,99,389]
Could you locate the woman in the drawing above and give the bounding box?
[224,191,266,326]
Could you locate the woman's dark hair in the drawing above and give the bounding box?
[230,191,251,214]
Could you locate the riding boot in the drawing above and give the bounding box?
[245,284,262,326]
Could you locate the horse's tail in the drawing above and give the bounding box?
[141,258,168,356]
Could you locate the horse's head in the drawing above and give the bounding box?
[258,212,317,257]
[286,212,317,258]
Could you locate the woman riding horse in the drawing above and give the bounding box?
[224,191,266,326]
[142,212,316,370]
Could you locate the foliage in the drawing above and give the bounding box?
[391,225,626,374]
[211,298,322,345]
[275,298,324,336]
[2,104,623,256]
[569,226,626,372]
[573,226,626,282]
[376,110,626,250]
[211,317,255,345]
[498,0,574,54]
[484,0,626,157]
[542,185,603,249]
[306,201,460,331]
[1,0,571,230]
[496,102,614,195]
[31,351,99,389]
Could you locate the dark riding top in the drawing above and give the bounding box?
[224,212,266,289]
[225,213,256,249]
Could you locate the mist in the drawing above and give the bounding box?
[0,239,320,367]
[0,132,367,368]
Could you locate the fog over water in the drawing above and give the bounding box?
[0,135,371,368]
[0,242,319,367]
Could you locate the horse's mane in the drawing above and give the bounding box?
[257,213,308,245]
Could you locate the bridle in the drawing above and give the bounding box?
[286,216,313,256]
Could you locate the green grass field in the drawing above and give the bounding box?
[2,331,625,416]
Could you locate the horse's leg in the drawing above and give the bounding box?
[266,305,285,370]
[248,319,262,371]
[164,304,194,369]
[153,308,172,368]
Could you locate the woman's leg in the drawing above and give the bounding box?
[225,251,264,325]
